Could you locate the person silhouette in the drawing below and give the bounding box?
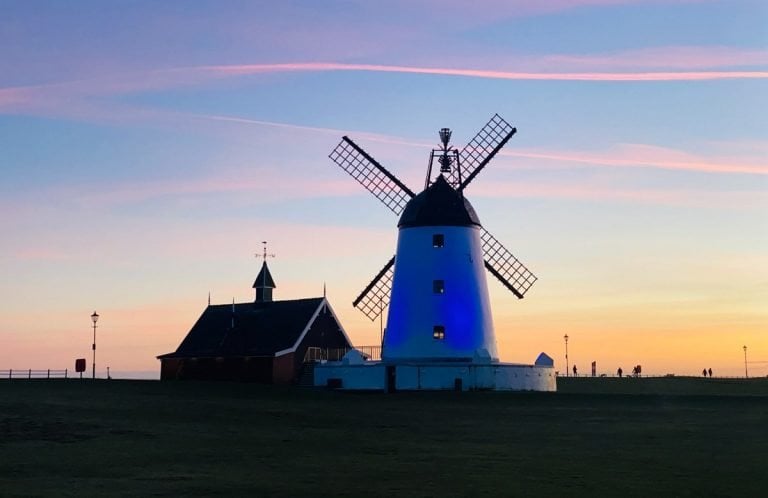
[708,368,713,378]
[702,368,707,377]
[573,364,578,377]
[617,367,623,378]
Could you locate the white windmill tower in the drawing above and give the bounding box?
[317,115,554,391]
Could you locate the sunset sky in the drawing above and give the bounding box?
[1,0,766,378]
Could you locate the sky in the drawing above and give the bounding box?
[1,0,766,379]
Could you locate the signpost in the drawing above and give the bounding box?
[75,358,86,379]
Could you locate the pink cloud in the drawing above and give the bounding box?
[1,48,765,127]
[0,87,33,107]
[45,120,758,212]
[470,180,766,207]
[432,46,767,75]
[195,114,767,177]
[40,143,766,212]
[199,62,768,82]
[198,114,430,148]
[505,144,768,176]
[535,46,768,71]
[72,174,363,207]
[200,114,357,138]
[203,115,768,177]
[2,55,766,117]
[0,110,754,217]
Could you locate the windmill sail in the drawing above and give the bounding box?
[458,114,517,191]
[331,115,535,321]
[352,256,395,321]
[329,136,415,215]
[480,228,537,298]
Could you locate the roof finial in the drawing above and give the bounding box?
[256,241,276,264]
[208,291,211,306]
[323,281,326,298]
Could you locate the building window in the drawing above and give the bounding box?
[433,279,445,294]
[433,325,445,340]
[432,234,444,248]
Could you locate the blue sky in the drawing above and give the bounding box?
[0,0,766,377]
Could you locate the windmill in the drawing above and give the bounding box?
[329,114,536,363]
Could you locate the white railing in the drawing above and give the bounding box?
[303,346,382,363]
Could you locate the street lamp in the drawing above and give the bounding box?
[743,345,748,378]
[564,334,569,377]
[91,311,99,379]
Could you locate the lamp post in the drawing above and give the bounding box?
[743,345,748,378]
[91,311,99,379]
[564,334,569,377]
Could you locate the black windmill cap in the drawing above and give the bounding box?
[398,175,481,228]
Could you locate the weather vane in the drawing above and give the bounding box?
[256,241,276,263]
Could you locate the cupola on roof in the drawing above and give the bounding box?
[253,261,276,289]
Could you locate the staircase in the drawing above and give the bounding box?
[296,362,316,387]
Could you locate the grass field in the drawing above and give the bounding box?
[1,378,767,497]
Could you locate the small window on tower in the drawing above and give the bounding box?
[433,280,445,294]
[433,234,444,248]
[433,325,445,340]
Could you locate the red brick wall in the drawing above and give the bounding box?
[160,358,182,380]
[272,353,295,384]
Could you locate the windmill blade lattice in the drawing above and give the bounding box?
[352,256,395,321]
[481,228,537,299]
[329,136,415,215]
[458,114,517,191]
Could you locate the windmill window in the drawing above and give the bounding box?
[433,234,444,248]
[433,325,445,340]
[433,280,445,294]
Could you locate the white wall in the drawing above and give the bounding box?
[494,364,556,391]
[314,363,386,390]
[315,362,556,391]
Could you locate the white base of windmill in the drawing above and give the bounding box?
[313,351,556,392]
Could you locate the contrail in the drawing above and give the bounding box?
[198,62,768,81]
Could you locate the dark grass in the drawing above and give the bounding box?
[1,378,767,497]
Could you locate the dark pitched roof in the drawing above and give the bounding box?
[252,262,276,289]
[158,297,324,359]
[398,175,481,228]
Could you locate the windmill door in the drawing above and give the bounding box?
[386,365,396,393]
